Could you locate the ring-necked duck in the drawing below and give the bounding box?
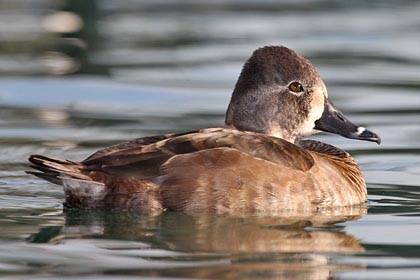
[28,46,380,214]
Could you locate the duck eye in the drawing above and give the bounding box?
[288,82,304,93]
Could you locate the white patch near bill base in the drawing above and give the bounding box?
[299,86,326,137]
[356,127,366,135]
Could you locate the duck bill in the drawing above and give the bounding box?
[314,98,381,144]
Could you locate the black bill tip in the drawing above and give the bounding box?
[349,127,381,145]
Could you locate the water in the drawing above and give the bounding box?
[1,0,420,279]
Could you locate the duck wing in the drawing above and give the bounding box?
[81,128,315,178]
[83,130,197,162]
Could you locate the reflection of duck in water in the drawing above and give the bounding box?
[28,46,379,214]
[103,208,366,253]
[29,209,366,279]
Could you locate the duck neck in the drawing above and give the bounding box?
[265,126,298,143]
[224,121,298,143]
[225,90,300,144]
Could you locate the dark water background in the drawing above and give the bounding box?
[1,0,420,279]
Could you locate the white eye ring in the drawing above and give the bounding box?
[288,82,304,96]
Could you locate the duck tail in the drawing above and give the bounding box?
[27,154,91,185]
[27,155,108,208]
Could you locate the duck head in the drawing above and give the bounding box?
[225,46,380,144]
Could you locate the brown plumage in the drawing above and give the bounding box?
[27,46,380,214]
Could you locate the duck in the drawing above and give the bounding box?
[27,46,380,215]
